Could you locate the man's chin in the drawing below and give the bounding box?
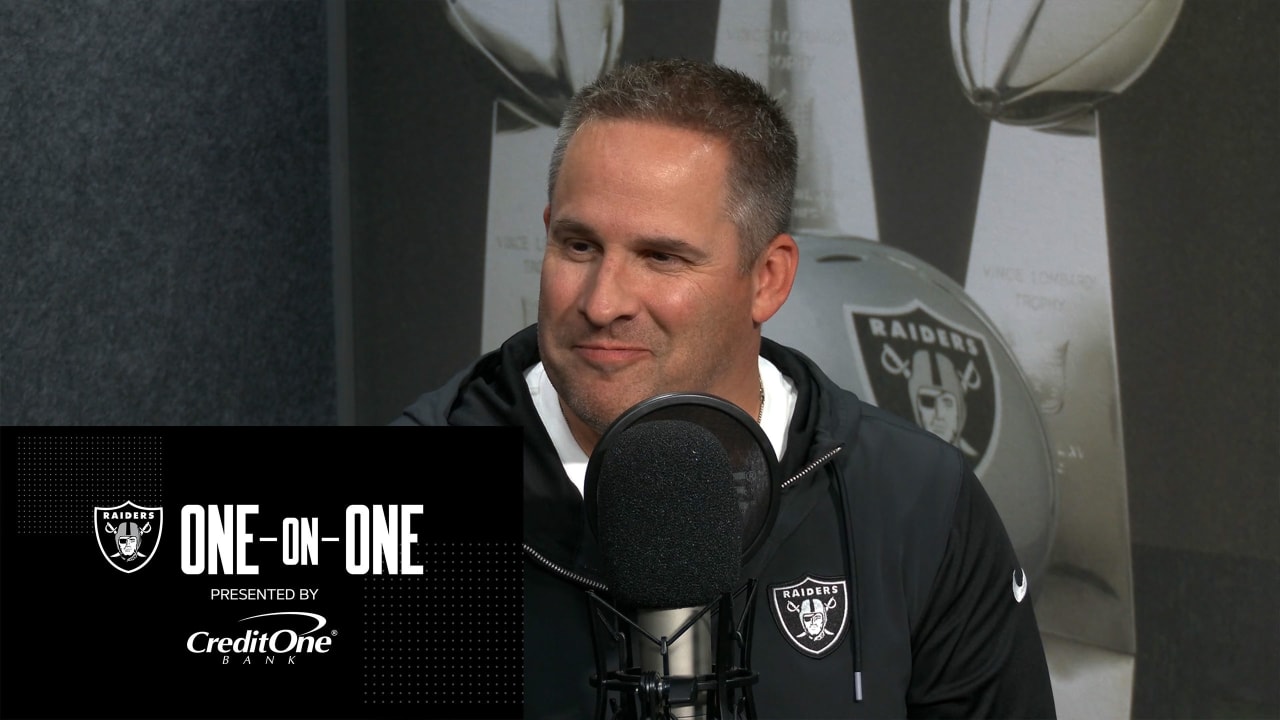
[563,394,646,434]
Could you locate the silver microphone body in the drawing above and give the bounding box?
[635,607,714,719]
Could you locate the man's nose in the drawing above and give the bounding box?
[580,255,640,326]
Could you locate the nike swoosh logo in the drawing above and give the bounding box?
[1012,569,1028,603]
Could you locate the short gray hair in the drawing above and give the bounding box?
[547,58,798,273]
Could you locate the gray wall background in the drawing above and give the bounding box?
[2,0,334,425]
[3,1,1276,717]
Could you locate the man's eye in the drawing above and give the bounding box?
[563,240,594,254]
[646,251,681,265]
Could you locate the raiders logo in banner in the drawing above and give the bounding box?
[845,300,999,477]
[95,500,164,574]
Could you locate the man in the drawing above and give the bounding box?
[395,58,1056,719]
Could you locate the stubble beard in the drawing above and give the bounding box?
[545,358,652,437]
[537,332,623,437]
[560,389,615,436]
[539,315,667,436]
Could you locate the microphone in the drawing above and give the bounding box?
[595,418,743,608]
[584,393,780,720]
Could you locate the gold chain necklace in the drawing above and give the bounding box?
[757,378,765,424]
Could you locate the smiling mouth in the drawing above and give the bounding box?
[574,345,649,368]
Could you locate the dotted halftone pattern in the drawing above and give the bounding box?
[363,542,523,706]
[11,435,163,534]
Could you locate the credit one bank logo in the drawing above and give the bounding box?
[187,611,335,663]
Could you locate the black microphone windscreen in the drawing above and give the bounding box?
[594,419,743,609]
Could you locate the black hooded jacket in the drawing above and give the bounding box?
[394,324,1056,719]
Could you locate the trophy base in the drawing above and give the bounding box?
[1044,632,1135,720]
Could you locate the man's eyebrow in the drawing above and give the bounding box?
[549,218,598,238]
[635,235,707,261]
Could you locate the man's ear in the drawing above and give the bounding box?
[752,233,799,326]
[543,204,551,232]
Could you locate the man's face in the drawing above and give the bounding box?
[538,119,762,444]
[916,387,960,442]
[118,535,139,557]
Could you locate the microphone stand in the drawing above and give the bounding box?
[587,581,760,720]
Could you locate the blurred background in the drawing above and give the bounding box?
[2,1,1276,717]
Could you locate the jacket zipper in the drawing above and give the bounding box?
[522,543,609,591]
[781,445,843,490]
[523,445,845,590]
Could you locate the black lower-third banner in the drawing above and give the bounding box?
[0,426,523,720]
